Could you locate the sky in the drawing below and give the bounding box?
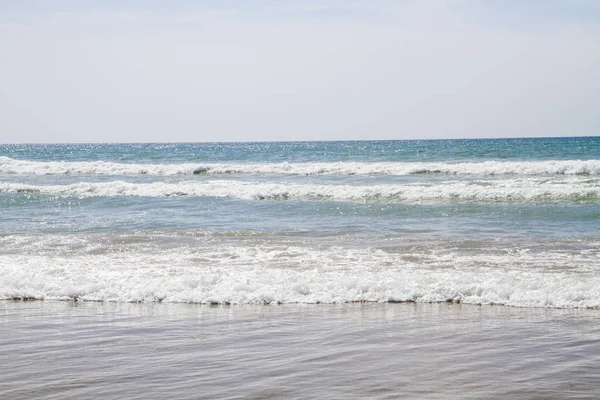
[0,0,599,143]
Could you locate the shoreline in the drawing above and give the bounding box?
[3,288,600,399]
[3,298,600,310]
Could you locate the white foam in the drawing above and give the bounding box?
[1,234,599,308]
[1,178,598,203]
[2,156,600,176]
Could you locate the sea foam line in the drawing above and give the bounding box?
[1,239,599,308]
[0,179,598,203]
[1,156,600,176]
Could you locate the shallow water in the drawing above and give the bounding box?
[2,301,600,399]
[1,138,600,307]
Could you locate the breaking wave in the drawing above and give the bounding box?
[1,234,599,308]
[1,178,598,203]
[2,156,600,176]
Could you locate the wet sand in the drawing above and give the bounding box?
[1,301,599,399]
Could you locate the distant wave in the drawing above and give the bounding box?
[1,178,598,203]
[1,156,600,176]
[1,234,599,308]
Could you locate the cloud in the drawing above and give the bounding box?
[0,1,599,143]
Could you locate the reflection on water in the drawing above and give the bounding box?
[1,301,599,399]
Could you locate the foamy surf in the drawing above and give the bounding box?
[1,178,598,203]
[1,234,599,308]
[2,156,600,176]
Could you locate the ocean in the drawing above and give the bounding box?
[1,137,600,398]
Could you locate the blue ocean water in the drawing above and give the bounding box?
[1,137,599,306]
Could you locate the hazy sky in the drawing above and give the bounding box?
[1,0,599,143]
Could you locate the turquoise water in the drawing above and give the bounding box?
[1,137,599,306]
[3,137,598,162]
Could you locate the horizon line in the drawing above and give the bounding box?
[1,134,598,146]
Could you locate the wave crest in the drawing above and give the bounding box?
[2,156,600,176]
[1,179,598,203]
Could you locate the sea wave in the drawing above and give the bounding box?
[1,178,598,203]
[1,156,600,176]
[1,235,599,308]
